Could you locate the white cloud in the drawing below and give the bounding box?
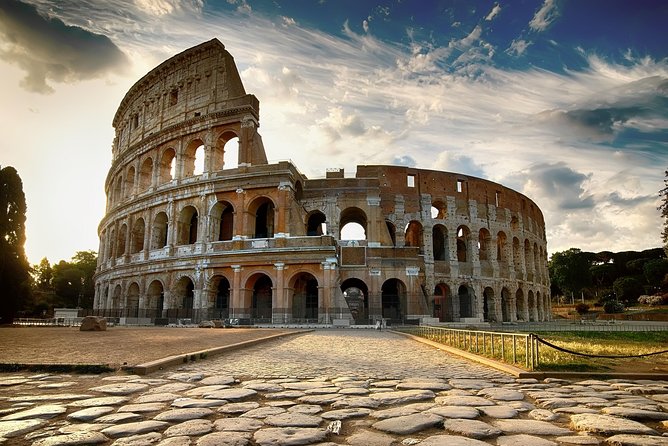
[529,0,559,32]
[485,3,501,21]
[507,39,530,56]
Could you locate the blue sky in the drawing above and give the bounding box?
[0,0,666,264]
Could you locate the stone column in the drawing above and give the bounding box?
[274,263,286,323]
[230,265,242,318]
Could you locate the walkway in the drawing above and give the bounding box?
[0,330,666,445]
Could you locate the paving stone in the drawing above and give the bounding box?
[38,382,77,389]
[321,408,371,420]
[267,401,296,408]
[90,383,149,395]
[163,419,213,437]
[97,412,144,424]
[197,431,251,446]
[371,406,419,419]
[528,408,560,421]
[218,402,261,414]
[371,412,443,434]
[203,388,257,401]
[345,429,397,446]
[297,394,344,405]
[109,432,163,445]
[58,423,113,434]
[495,434,557,446]
[281,382,336,390]
[184,385,230,396]
[118,403,166,413]
[449,379,495,390]
[243,382,283,392]
[368,389,435,405]
[304,387,340,395]
[133,393,182,403]
[476,405,518,418]
[0,404,67,420]
[67,406,115,421]
[171,398,227,408]
[153,407,214,421]
[199,376,235,386]
[570,414,658,436]
[166,373,204,382]
[338,387,370,395]
[535,398,578,409]
[0,419,46,438]
[0,378,29,387]
[443,419,502,439]
[554,435,601,445]
[253,427,328,445]
[418,435,491,445]
[554,407,599,415]
[31,431,110,446]
[427,406,480,419]
[214,417,264,432]
[396,379,451,391]
[477,388,525,401]
[604,434,668,446]
[265,413,323,427]
[435,395,496,407]
[146,383,196,394]
[9,394,92,403]
[330,396,380,409]
[287,405,322,415]
[601,406,668,421]
[241,406,286,418]
[157,436,191,446]
[493,419,571,436]
[68,396,131,407]
[265,391,305,400]
[101,420,170,438]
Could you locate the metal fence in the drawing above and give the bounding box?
[491,321,668,332]
[400,325,540,370]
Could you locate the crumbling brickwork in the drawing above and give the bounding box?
[94,39,551,325]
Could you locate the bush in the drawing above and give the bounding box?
[574,303,590,315]
[603,300,625,314]
[638,294,668,306]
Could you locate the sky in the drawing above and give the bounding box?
[1,0,667,266]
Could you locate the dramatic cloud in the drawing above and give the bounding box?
[0,0,129,93]
[135,0,203,16]
[529,0,559,32]
[485,3,501,21]
[523,163,595,211]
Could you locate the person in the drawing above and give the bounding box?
[375,320,381,331]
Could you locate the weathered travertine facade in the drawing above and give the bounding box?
[94,39,550,325]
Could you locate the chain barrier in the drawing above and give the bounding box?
[532,334,668,359]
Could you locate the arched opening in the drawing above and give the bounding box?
[501,287,511,322]
[108,228,116,260]
[497,231,508,263]
[126,282,140,317]
[111,284,122,310]
[211,276,230,319]
[433,283,453,322]
[117,224,127,257]
[340,207,367,241]
[512,237,522,273]
[183,139,205,177]
[381,279,406,322]
[113,177,122,206]
[290,273,319,322]
[159,148,176,184]
[177,206,198,245]
[211,201,234,241]
[385,221,396,246]
[151,212,169,249]
[250,274,273,320]
[456,226,470,262]
[249,197,275,239]
[130,218,145,254]
[405,221,423,252]
[433,225,448,261]
[528,290,536,322]
[125,166,135,198]
[478,228,491,261]
[194,144,205,175]
[431,200,447,219]
[483,287,496,322]
[306,211,327,236]
[215,131,240,170]
[341,278,369,323]
[174,277,195,319]
[515,288,525,321]
[139,157,153,191]
[147,280,164,318]
[458,285,473,318]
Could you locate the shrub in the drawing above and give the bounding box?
[574,303,590,315]
[638,294,668,306]
[603,300,625,314]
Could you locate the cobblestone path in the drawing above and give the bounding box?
[1,329,667,445]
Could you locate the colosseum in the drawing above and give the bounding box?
[93,39,551,326]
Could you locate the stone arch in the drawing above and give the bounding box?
[215,130,240,170]
[289,272,319,321]
[139,157,153,191]
[381,278,406,321]
[130,218,145,254]
[183,138,205,177]
[117,223,127,257]
[126,282,140,316]
[174,276,195,318]
[497,231,508,263]
[341,278,369,323]
[483,287,496,322]
[147,280,165,316]
[433,283,453,322]
[210,201,235,241]
[210,275,231,319]
[113,176,122,206]
[458,284,474,319]
[177,205,199,245]
[306,211,327,236]
[248,197,275,239]
[501,287,512,322]
[247,273,273,320]
[111,284,122,309]
[432,224,449,261]
[405,220,423,252]
[125,166,135,198]
[340,207,367,241]
[456,225,470,262]
[478,228,492,261]
[431,200,447,219]
[151,212,169,249]
[515,288,526,321]
[159,147,176,184]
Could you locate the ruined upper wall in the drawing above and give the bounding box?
[111,39,255,159]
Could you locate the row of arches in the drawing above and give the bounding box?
[109,131,240,208]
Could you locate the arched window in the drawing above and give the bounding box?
[381,279,406,321]
[290,273,319,321]
[147,280,164,316]
[478,228,491,261]
[458,285,473,318]
[177,206,198,245]
[117,224,127,257]
[433,283,452,322]
[306,211,327,236]
[249,197,275,238]
[405,221,423,252]
[341,278,369,323]
[130,218,145,254]
[340,207,367,241]
[483,287,495,322]
[211,201,234,241]
[125,166,135,198]
[174,276,195,318]
[249,274,272,320]
[139,157,153,191]
[215,131,240,170]
[456,226,470,262]
[183,139,205,177]
[151,212,169,249]
[211,276,230,319]
[432,225,448,261]
[159,148,176,184]
[431,200,447,219]
[497,231,508,263]
[126,282,140,317]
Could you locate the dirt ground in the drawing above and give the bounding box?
[0,326,291,368]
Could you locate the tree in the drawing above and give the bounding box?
[660,169,668,256]
[548,248,593,298]
[0,166,31,323]
[71,250,97,308]
[34,257,53,291]
[613,276,643,304]
[50,251,98,309]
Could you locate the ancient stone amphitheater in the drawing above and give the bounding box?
[93,39,551,325]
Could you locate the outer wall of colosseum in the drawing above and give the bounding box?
[93,39,551,325]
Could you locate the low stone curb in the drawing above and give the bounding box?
[395,330,668,380]
[132,329,311,375]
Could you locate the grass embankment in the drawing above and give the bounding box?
[534,331,668,372]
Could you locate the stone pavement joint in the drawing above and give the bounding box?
[0,330,666,445]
